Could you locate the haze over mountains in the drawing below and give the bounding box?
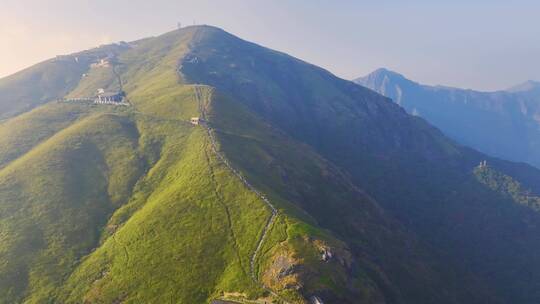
[2,26,540,304]
[355,68,540,168]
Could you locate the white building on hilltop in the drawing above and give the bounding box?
[94,89,127,105]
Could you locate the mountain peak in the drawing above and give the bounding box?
[370,67,406,79]
[506,80,540,93]
[353,68,418,105]
[171,24,225,33]
[157,24,227,41]
[354,68,417,89]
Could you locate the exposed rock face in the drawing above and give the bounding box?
[314,240,333,262]
[321,249,332,262]
[261,236,366,302]
[262,246,303,291]
[310,295,324,304]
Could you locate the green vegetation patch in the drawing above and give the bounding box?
[475,164,540,211]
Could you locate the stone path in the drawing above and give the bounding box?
[193,86,288,304]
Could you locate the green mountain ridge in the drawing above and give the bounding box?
[0,43,131,121]
[2,25,540,303]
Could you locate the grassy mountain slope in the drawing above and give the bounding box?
[0,44,129,121]
[205,89,499,304]
[3,25,540,304]
[0,106,144,303]
[0,27,392,304]
[0,90,278,303]
[0,103,90,169]
[179,26,540,303]
[0,59,87,120]
[58,121,269,303]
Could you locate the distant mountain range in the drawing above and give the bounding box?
[355,68,540,168]
[4,26,540,303]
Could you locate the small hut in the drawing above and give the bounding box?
[190,117,201,125]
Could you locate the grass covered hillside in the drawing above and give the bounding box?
[0,84,282,303]
[179,26,540,303]
[0,104,144,302]
[0,27,401,304]
[203,90,499,304]
[3,25,540,304]
[0,43,130,121]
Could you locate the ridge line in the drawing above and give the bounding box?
[193,85,287,304]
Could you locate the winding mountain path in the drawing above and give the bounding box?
[193,86,286,303]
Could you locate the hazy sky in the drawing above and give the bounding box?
[1,0,539,91]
